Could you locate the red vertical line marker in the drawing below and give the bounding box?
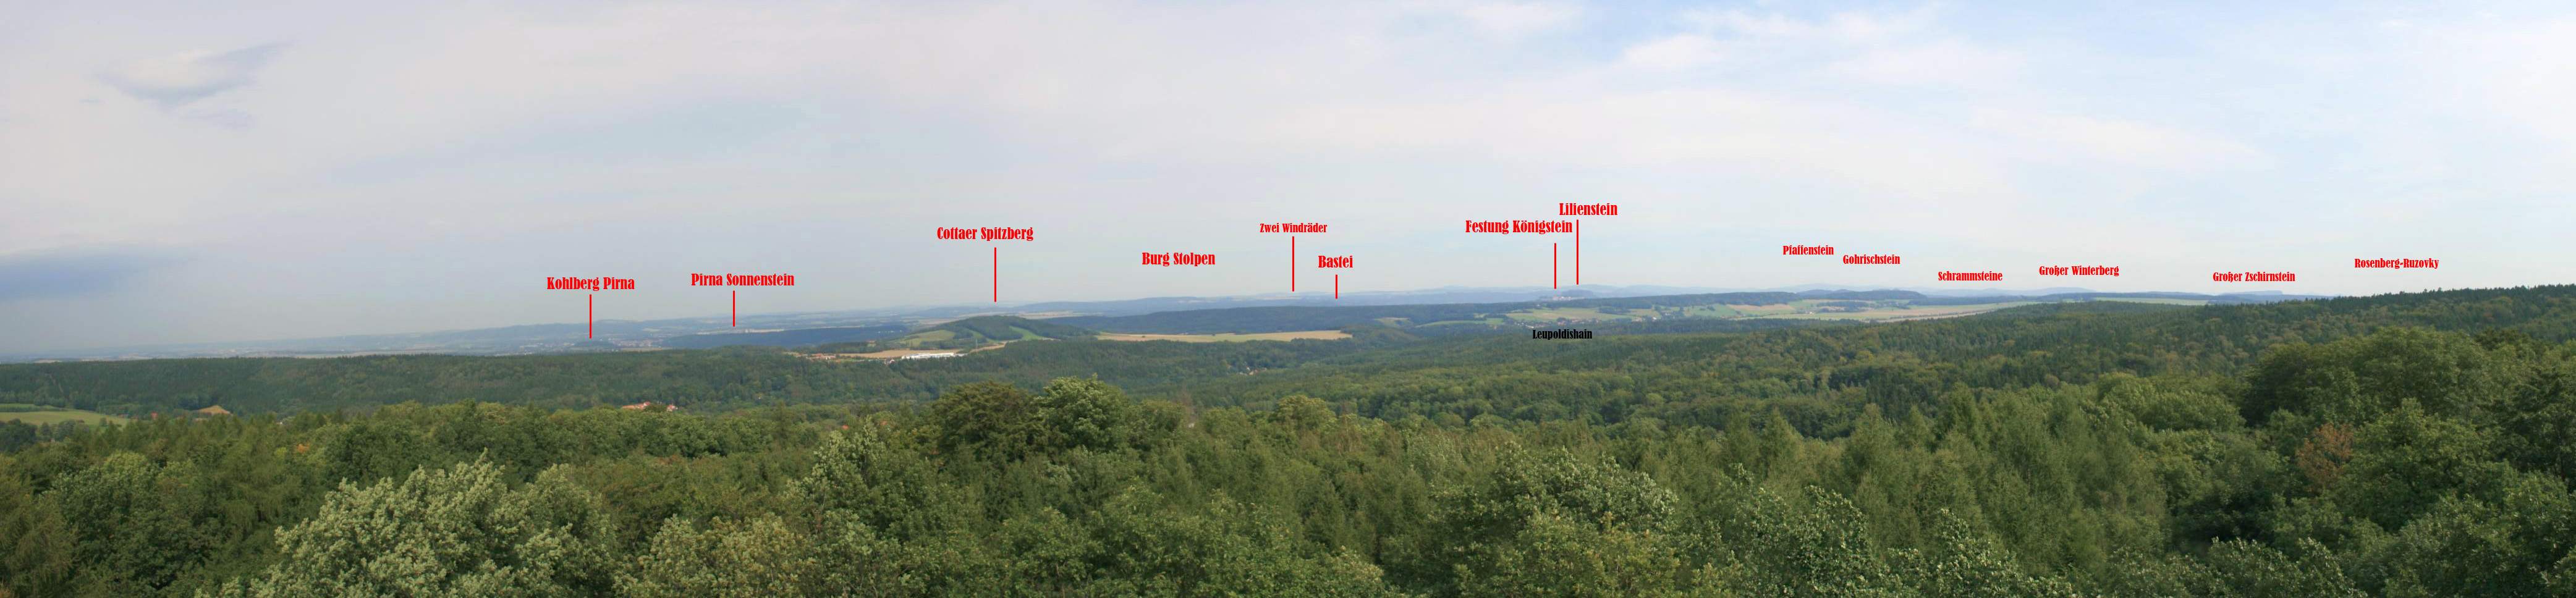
[587,294,594,339]
[1290,236,1297,292]
[1552,243,1559,289]
[993,247,999,302]
[1574,219,1580,285]
[731,290,737,326]
[1334,275,1340,299]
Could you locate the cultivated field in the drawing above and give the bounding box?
[1757,301,2038,321]
[1096,331,1352,342]
[0,404,128,425]
[2092,297,2211,306]
[800,343,1008,360]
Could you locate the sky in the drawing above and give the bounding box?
[3,1,2574,353]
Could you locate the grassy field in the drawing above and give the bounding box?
[846,347,967,358]
[1505,306,1661,323]
[0,404,127,425]
[799,343,1009,360]
[1096,331,1352,342]
[1679,305,1744,318]
[1729,303,1800,316]
[881,322,1056,348]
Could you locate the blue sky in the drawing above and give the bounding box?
[3,1,2573,352]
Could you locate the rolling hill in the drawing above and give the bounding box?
[0,285,2564,418]
[813,315,1098,352]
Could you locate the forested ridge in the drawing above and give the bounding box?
[1049,291,1852,333]
[5,285,2571,419]
[2,285,2575,596]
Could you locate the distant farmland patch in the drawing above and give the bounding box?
[0,403,128,425]
[1760,301,2038,321]
[1096,331,1352,343]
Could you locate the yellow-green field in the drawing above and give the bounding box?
[799,343,1007,361]
[1730,303,1801,316]
[845,347,966,359]
[1097,331,1352,342]
[1677,305,1744,318]
[0,405,127,425]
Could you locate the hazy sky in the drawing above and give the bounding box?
[4,1,2574,352]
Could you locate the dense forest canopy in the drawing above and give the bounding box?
[1,285,2574,596]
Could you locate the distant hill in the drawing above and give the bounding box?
[0,284,2564,416]
[658,325,912,349]
[1,285,2331,363]
[815,316,1096,352]
[1053,292,1823,334]
[1050,289,2309,335]
[1004,284,1735,316]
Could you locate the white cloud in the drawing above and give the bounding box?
[99,43,285,108]
[1454,1,1581,37]
[1619,35,1724,70]
[1684,6,1933,43]
[1659,7,2021,90]
[1828,39,2024,88]
[1976,111,2269,172]
[2412,17,2576,156]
